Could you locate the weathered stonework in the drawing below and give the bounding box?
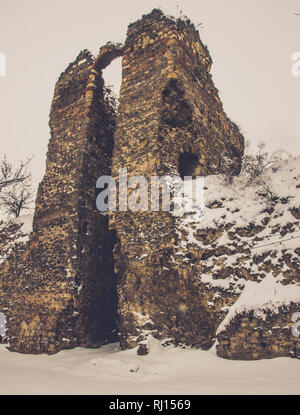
[0,45,122,353]
[110,10,244,353]
[0,9,299,360]
[217,306,300,360]
[182,164,300,360]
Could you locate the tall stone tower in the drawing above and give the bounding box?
[0,10,244,355]
[111,10,244,353]
[0,45,122,353]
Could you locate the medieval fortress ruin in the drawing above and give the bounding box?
[0,10,299,359]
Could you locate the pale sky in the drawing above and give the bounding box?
[0,0,299,193]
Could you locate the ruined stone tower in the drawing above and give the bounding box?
[0,10,246,354]
[110,10,244,353]
[0,45,122,353]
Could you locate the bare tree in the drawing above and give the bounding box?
[242,142,289,182]
[0,155,33,193]
[242,142,273,181]
[0,184,33,218]
[0,156,33,265]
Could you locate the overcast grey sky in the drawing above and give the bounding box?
[0,0,299,192]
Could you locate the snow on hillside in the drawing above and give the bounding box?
[1,161,299,393]
[177,155,300,249]
[0,337,300,394]
[174,155,300,337]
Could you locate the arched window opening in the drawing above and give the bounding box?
[102,56,122,104]
[178,152,199,179]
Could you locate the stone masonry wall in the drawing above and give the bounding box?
[217,305,300,360]
[0,45,122,353]
[3,10,295,361]
[110,10,244,354]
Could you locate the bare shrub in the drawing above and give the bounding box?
[241,142,290,199]
[0,156,34,218]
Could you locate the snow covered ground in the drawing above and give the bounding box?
[0,338,299,395]
[1,159,300,395]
